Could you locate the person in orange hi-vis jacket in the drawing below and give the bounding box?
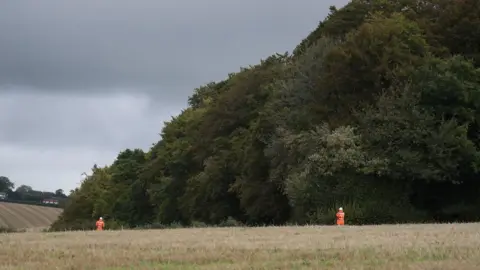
[336,207,345,226]
[96,217,105,231]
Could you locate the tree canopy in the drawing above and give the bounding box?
[0,176,67,208]
[51,0,480,230]
[0,176,14,192]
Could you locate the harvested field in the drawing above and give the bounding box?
[0,202,62,231]
[1,223,480,269]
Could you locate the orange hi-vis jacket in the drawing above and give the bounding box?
[336,210,345,225]
[96,219,105,231]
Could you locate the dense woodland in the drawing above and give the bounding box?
[51,0,480,230]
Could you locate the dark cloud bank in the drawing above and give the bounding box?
[0,0,349,191]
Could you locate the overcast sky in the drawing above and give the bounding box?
[0,0,348,193]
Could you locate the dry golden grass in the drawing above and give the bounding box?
[0,202,63,231]
[1,223,480,269]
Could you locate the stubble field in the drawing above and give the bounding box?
[0,202,63,231]
[1,223,480,269]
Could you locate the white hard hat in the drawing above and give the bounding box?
[99,217,103,220]
[339,207,343,211]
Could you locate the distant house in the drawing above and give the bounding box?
[0,192,7,200]
[42,198,59,205]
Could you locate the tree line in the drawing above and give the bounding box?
[51,0,480,230]
[0,176,68,206]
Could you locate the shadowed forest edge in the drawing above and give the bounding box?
[49,0,480,231]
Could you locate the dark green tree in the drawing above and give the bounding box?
[51,0,480,230]
[0,176,14,192]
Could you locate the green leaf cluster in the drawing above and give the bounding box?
[51,0,480,230]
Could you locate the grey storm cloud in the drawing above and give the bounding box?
[0,92,177,150]
[0,0,349,191]
[0,0,349,100]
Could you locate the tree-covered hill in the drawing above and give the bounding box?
[51,0,480,230]
[1,176,68,208]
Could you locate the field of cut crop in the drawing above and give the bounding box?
[0,202,63,231]
[1,223,480,269]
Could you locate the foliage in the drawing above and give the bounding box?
[51,0,480,230]
[0,176,67,208]
[0,227,26,233]
[0,176,14,192]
